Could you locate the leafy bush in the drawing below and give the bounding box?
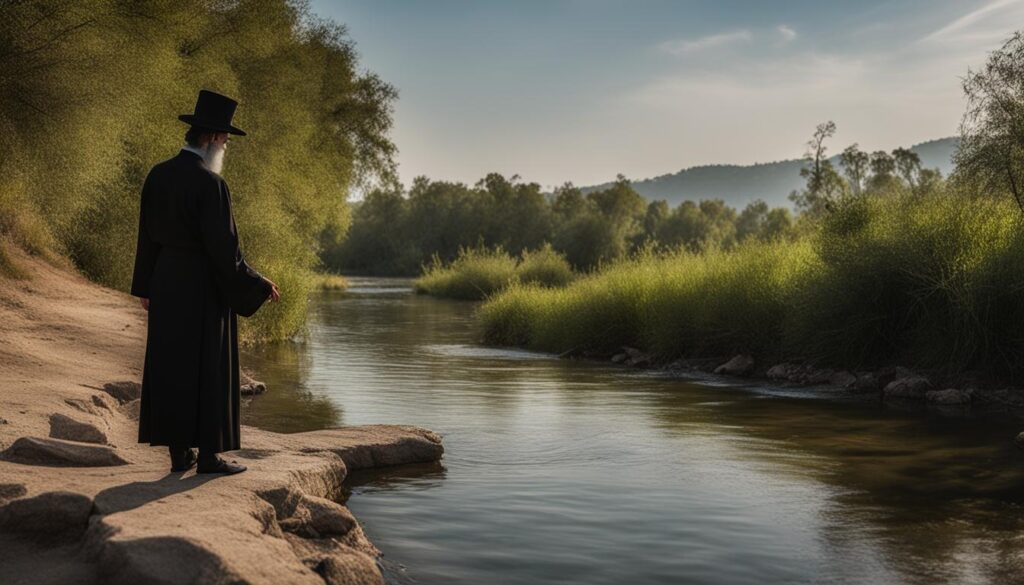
[415,244,577,300]
[415,247,519,300]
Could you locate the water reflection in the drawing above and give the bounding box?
[242,278,1024,585]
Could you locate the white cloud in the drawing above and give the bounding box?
[776,25,797,44]
[659,30,752,55]
[920,0,1024,44]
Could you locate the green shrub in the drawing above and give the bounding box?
[516,243,575,288]
[414,247,519,300]
[479,188,1024,378]
[415,244,577,300]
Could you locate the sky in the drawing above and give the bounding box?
[309,0,1024,190]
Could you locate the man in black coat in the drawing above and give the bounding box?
[130,90,281,475]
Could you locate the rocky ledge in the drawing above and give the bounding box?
[0,381,444,585]
[0,248,444,585]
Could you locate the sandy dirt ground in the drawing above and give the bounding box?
[0,245,444,585]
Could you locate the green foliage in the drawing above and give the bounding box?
[414,244,576,300]
[955,31,1024,210]
[515,243,575,288]
[333,173,795,275]
[0,0,395,343]
[314,272,349,291]
[479,184,1024,379]
[414,247,519,300]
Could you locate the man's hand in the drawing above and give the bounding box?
[264,277,281,302]
[140,298,150,311]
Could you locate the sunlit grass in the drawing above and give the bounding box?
[314,272,349,291]
[415,244,576,300]
[479,189,1024,377]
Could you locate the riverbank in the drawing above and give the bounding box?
[0,245,444,585]
[476,192,1024,391]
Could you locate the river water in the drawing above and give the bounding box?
[243,278,1024,585]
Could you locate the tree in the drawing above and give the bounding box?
[839,144,870,195]
[867,151,898,192]
[736,200,769,241]
[955,31,1024,211]
[790,121,845,215]
[892,147,922,188]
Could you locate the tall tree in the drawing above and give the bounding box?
[892,147,922,188]
[790,121,845,215]
[839,144,870,195]
[955,31,1024,211]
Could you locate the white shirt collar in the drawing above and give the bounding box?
[181,144,206,160]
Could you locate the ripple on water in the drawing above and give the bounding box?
[242,285,1024,585]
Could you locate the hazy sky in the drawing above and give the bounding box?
[309,0,1023,190]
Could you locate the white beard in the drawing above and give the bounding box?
[203,141,226,175]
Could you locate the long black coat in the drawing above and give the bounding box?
[130,149,270,453]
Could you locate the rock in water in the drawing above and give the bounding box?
[48,413,108,444]
[314,552,385,585]
[766,363,798,381]
[241,370,267,396]
[714,354,755,377]
[621,346,651,367]
[852,372,880,393]
[1,436,128,467]
[828,370,858,389]
[925,388,973,405]
[302,496,357,537]
[883,376,932,399]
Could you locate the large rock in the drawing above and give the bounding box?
[1,436,129,467]
[49,413,108,444]
[303,496,357,537]
[852,372,880,393]
[621,346,651,367]
[926,388,973,405]
[102,381,141,404]
[714,354,755,377]
[883,376,932,400]
[828,370,858,389]
[0,491,94,542]
[803,367,834,385]
[281,495,357,539]
[766,363,798,381]
[314,552,385,585]
[876,366,914,391]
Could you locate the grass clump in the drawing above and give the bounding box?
[314,272,349,291]
[415,244,576,300]
[415,247,519,300]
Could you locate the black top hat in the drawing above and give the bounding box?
[178,89,246,136]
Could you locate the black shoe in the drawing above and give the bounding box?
[196,454,247,475]
[169,447,197,472]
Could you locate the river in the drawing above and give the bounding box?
[242,277,1024,585]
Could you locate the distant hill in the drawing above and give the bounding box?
[581,137,959,209]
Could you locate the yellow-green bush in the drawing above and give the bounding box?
[0,1,395,344]
[415,244,576,300]
[415,247,519,300]
[515,243,575,288]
